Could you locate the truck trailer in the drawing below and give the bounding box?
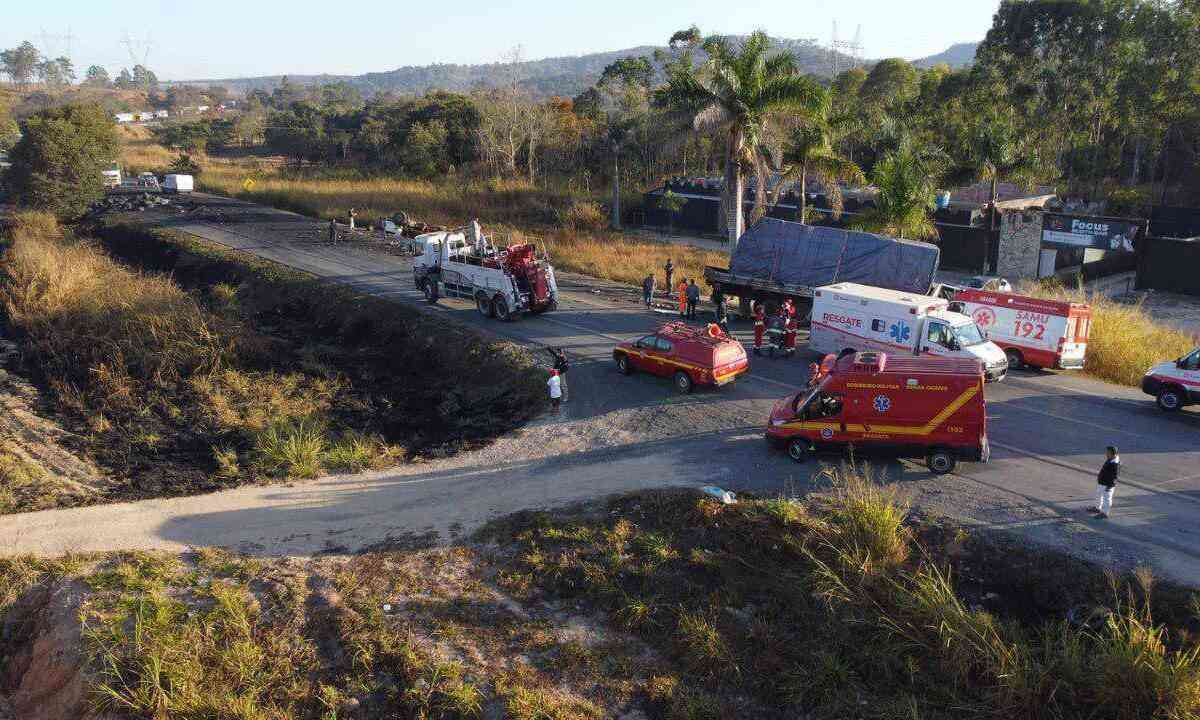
[704,219,941,321]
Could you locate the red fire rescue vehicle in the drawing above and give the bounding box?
[766,351,989,474]
[614,322,749,393]
[953,289,1091,371]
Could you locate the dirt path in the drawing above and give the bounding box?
[2,194,1199,587]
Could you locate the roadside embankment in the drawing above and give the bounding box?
[3,472,1198,719]
[0,212,545,511]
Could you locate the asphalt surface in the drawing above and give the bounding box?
[2,194,1198,585]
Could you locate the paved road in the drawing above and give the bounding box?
[2,195,1198,584]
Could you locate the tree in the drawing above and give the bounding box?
[850,143,939,240]
[657,189,686,235]
[951,112,1048,270]
[6,103,119,218]
[776,91,865,224]
[1,42,41,89]
[84,65,111,87]
[655,30,823,247]
[401,119,450,176]
[859,58,919,111]
[132,64,158,92]
[114,68,134,89]
[36,57,74,87]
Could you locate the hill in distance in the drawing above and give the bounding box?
[176,38,978,99]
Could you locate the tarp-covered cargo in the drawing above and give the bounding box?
[729,218,940,294]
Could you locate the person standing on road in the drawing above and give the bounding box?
[713,291,729,334]
[677,280,688,318]
[752,302,765,356]
[1090,446,1120,519]
[686,280,700,320]
[348,207,357,230]
[642,274,656,308]
[328,218,338,243]
[547,369,563,413]
[547,347,570,402]
[664,258,674,293]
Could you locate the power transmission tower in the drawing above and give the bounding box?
[121,31,153,69]
[830,21,840,77]
[830,21,865,76]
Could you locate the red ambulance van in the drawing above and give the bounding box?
[953,289,1091,371]
[766,351,988,474]
[614,322,749,392]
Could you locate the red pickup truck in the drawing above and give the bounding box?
[614,322,749,392]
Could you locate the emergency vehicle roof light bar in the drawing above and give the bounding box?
[853,351,887,373]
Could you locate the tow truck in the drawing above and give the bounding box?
[413,220,558,320]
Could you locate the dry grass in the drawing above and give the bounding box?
[487,468,1200,719]
[1024,281,1197,386]
[119,136,726,290]
[5,476,1200,719]
[0,212,544,509]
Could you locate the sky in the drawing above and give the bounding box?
[3,0,1001,81]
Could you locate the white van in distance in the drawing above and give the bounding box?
[810,282,1009,381]
[163,174,194,193]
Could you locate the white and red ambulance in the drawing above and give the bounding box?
[1143,347,1200,412]
[953,289,1091,371]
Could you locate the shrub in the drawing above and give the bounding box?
[6,102,119,219]
[561,200,606,231]
[253,419,326,478]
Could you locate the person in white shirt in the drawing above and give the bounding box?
[547,370,562,413]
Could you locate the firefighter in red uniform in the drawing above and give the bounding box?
[783,308,797,357]
[752,302,766,356]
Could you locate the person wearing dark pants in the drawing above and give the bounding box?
[328,218,338,243]
[713,291,729,334]
[664,259,674,294]
[685,280,700,320]
[1090,445,1120,519]
[547,347,570,402]
[642,274,656,308]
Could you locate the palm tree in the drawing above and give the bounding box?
[953,115,1046,271]
[851,143,940,240]
[656,31,823,249]
[776,93,866,224]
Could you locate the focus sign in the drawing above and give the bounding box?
[1041,213,1142,252]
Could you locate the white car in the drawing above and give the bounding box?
[1142,348,1200,411]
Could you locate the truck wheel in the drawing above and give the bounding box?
[616,353,633,375]
[1005,348,1025,371]
[673,371,694,393]
[926,449,957,475]
[422,280,438,304]
[476,293,494,318]
[493,296,513,321]
[787,439,812,463]
[1157,386,1185,412]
